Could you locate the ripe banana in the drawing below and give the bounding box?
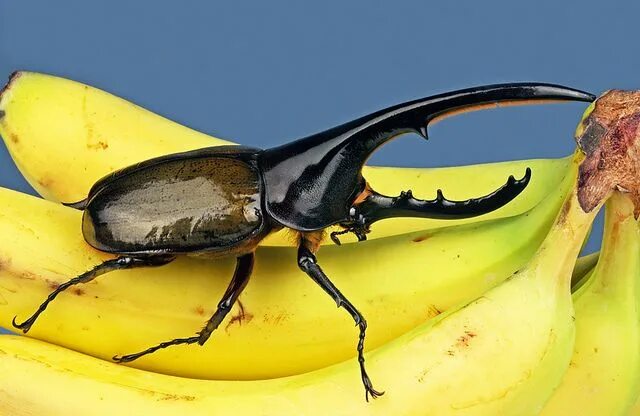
[0,155,575,380]
[630,397,640,416]
[541,192,640,415]
[0,71,568,246]
[0,152,600,415]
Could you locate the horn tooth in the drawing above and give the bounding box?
[398,190,413,201]
[417,126,428,139]
[436,189,444,202]
[521,167,532,183]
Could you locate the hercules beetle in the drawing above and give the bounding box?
[13,82,594,400]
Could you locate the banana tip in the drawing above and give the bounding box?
[0,71,23,104]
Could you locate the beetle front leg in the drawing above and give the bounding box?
[113,252,254,363]
[297,239,383,402]
[12,255,175,333]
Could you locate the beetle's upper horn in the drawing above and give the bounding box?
[267,83,594,160]
[259,83,594,231]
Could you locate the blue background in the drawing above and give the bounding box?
[0,1,635,333]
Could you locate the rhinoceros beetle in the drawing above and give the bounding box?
[13,82,594,400]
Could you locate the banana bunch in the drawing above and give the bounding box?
[0,156,610,416]
[0,73,638,415]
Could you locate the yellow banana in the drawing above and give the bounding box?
[0,152,599,415]
[0,155,575,380]
[541,192,640,415]
[0,71,568,246]
[630,397,640,416]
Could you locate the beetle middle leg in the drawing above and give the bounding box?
[297,234,383,402]
[12,254,175,333]
[113,252,254,363]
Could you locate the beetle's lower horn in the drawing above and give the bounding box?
[356,168,532,224]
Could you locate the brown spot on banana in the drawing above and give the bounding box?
[556,193,572,225]
[455,330,477,348]
[16,271,37,281]
[425,304,442,318]
[156,393,197,402]
[87,140,109,150]
[225,300,254,332]
[0,257,10,271]
[412,233,432,243]
[194,305,206,316]
[37,177,53,189]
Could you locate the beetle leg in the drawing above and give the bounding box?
[297,240,384,402]
[329,228,350,245]
[112,252,254,363]
[197,252,254,345]
[355,167,532,226]
[12,255,174,333]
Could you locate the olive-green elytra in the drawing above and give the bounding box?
[84,155,263,254]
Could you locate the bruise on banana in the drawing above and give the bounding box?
[575,90,640,217]
[8,80,595,402]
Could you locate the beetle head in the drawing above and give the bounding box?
[258,83,594,232]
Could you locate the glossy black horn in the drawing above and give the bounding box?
[355,168,532,225]
[258,83,594,231]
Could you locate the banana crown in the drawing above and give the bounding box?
[576,90,640,215]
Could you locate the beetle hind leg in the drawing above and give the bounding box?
[12,254,174,333]
[113,252,254,363]
[297,238,383,401]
